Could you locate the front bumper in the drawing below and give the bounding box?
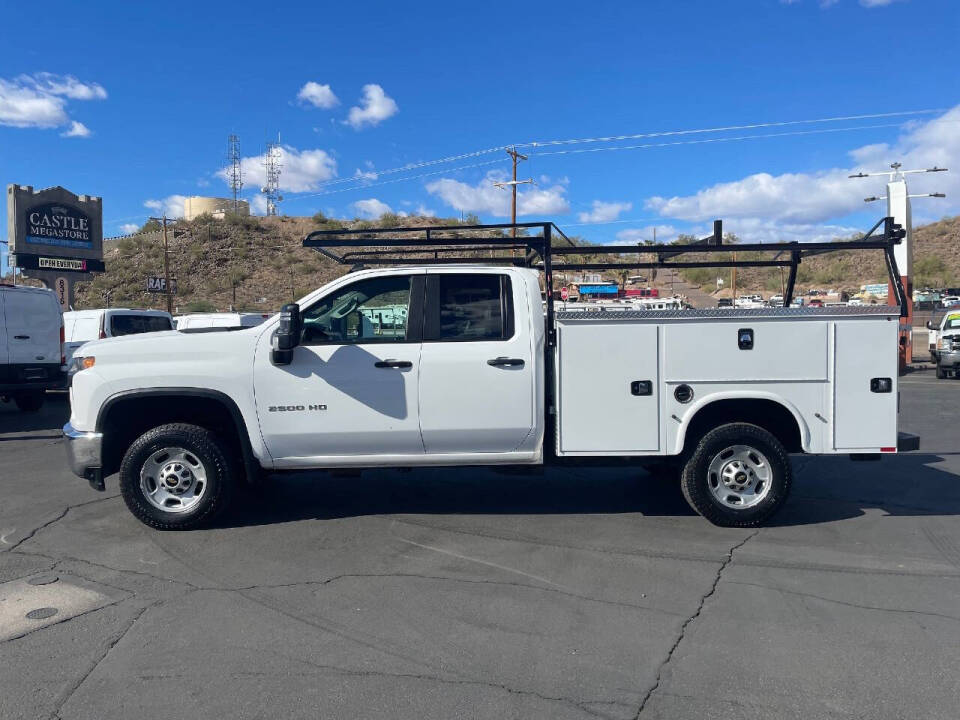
[63,422,104,489]
[937,349,960,370]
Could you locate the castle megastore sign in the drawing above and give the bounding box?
[25,203,93,249]
[11,254,106,273]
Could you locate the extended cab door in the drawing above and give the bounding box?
[418,271,536,454]
[254,273,425,464]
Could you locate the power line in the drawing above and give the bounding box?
[516,108,946,149]
[299,107,946,193]
[284,158,511,202]
[528,122,909,157]
[283,122,912,203]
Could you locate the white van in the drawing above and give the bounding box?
[0,284,65,411]
[63,309,174,368]
[174,312,271,330]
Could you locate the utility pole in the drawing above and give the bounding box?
[149,216,174,314]
[851,162,947,367]
[494,147,532,238]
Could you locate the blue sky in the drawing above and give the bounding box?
[2,0,959,273]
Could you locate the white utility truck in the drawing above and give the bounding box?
[64,219,918,530]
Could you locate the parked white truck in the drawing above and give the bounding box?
[64,219,919,530]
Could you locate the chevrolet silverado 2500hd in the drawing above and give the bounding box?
[64,219,919,530]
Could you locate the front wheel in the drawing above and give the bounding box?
[680,423,791,527]
[936,364,947,379]
[119,423,235,530]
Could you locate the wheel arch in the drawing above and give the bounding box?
[675,392,809,456]
[97,388,262,482]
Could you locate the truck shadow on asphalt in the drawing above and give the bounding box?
[216,453,960,529]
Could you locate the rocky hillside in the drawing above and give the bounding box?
[4,213,957,311]
[677,215,960,296]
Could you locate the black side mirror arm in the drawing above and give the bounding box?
[271,303,301,366]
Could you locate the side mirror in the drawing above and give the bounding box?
[271,303,301,366]
[926,321,935,330]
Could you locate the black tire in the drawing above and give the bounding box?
[680,422,791,528]
[119,423,235,530]
[14,392,45,412]
[936,364,947,379]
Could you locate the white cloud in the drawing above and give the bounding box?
[297,82,339,109]
[24,73,107,100]
[426,171,569,217]
[578,200,633,223]
[646,105,960,229]
[345,84,398,129]
[0,73,105,130]
[144,195,187,218]
[860,0,904,6]
[218,145,337,193]
[616,225,682,244]
[352,198,393,219]
[415,204,436,217]
[353,167,378,181]
[120,223,140,234]
[249,194,269,215]
[60,120,91,138]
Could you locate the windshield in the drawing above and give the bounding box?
[944,315,960,331]
[110,314,173,336]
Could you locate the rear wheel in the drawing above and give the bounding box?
[14,392,45,412]
[119,423,235,530]
[681,422,791,527]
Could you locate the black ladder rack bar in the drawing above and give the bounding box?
[302,217,908,318]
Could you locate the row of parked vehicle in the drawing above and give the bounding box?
[0,282,270,413]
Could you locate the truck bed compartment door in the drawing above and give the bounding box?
[833,320,898,450]
[558,322,660,453]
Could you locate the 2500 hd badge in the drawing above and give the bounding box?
[267,404,327,412]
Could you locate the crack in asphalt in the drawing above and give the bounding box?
[392,516,726,565]
[45,599,161,720]
[633,530,758,719]
[3,495,118,554]
[134,661,630,719]
[726,580,960,623]
[220,571,683,617]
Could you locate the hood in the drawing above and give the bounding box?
[80,325,267,360]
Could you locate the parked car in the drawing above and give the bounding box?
[942,296,960,308]
[174,312,272,330]
[767,294,784,306]
[0,284,65,411]
[808,298,823,308]
[63,309,174,370]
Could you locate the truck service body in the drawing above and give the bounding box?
[64,219,919,529]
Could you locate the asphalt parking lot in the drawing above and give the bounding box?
[1,372,958,720]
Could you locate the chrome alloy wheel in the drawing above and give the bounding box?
[706,444,772,510]
[139,447,208,513]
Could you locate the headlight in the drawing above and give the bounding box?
[71,356,96,373]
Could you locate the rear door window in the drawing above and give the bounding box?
[425,274,513,342]
[110,314,173,336]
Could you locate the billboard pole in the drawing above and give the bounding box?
[150,215,173,313]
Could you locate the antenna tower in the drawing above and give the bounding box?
[262,139,283,216]
[227,134,243,212]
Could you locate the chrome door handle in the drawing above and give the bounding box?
[374,359,412,369]
[14,335,30,340]
[487,357,525,367]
